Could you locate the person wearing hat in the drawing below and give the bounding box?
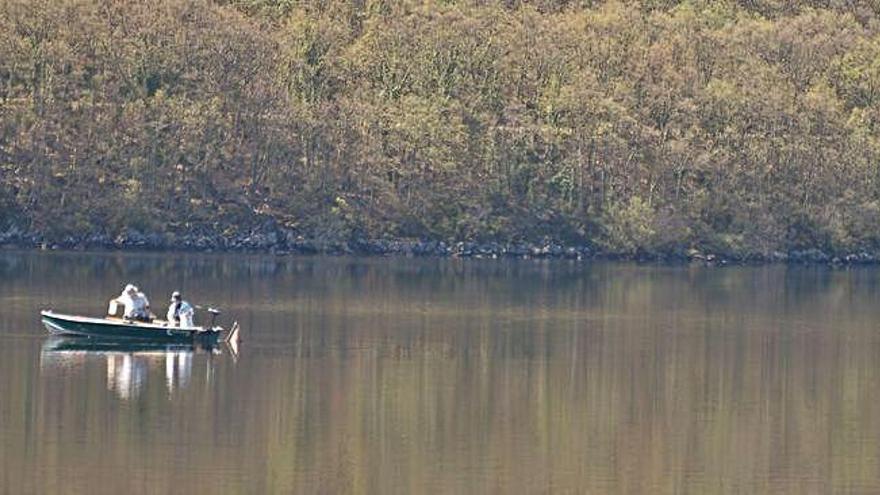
[166,291,195,328]
[108,283,152,322]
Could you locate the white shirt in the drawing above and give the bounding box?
[132,292,150,315]
[112,290,150,318]
[166,301,194,327]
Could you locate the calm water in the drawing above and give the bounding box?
[2,251,880,494]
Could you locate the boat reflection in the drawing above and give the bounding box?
[40,337,237,400]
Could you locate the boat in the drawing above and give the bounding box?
[40,309,239,344]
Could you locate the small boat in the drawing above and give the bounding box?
[40,309,239,344]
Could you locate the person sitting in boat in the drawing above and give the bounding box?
[166,291,195,328]
[108,283,152,322]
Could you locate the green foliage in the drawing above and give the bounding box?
[2,0,880,256]
[598,196,656,254]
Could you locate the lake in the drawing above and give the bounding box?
[1,251,879,494]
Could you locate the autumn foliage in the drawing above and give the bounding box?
[2,0,880,256]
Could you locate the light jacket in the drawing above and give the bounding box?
[167,300,194,327]
[112,290,150,318]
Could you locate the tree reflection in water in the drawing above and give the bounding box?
[7,253,880,493]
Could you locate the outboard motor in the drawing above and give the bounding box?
[207,307,221,329]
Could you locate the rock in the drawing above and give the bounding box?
[790,249,829,263]
[506,244,528,257]
[290,238,318,254]
[844,252,876,264]
[115,229,149,247]
[279,228,299,247]
[265,230,279,247]
[191,234,216,250]
[451,242,473,257]
[770,251,788,263]
[241,232,272,250]
[348,238,378,255]
[479,243,501,256]
[144,233,166,249]
[0,225,25,245]
[463,242,477,256]
[56,236,74,248]
[85,233,113,248]
[409,241,434,256]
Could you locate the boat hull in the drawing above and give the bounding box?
[41,310,222,344]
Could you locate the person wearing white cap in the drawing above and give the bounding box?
[166,291,195,328]
[108,283,152,322]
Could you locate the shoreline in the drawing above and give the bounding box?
[1,227,876,266]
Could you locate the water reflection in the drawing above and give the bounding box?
[40,338,233,400]
[4,252,880,493]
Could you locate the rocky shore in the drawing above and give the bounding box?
[1,224,879,265]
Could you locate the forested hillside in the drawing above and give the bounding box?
[2,0,880,258]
